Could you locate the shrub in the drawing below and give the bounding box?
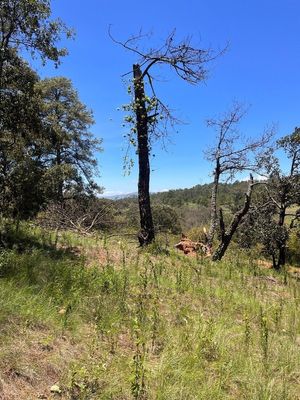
[288,228,300,264]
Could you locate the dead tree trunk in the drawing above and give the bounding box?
[273,206,287,269]
[111,29,221,246]
[133,64,155,246]
[207,160,220,249]
[212,175,254,261]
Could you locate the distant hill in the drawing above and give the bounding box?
[150,181,249,209]
[109,181,251,232]
[103,192,137,200]
[104,181,250,205]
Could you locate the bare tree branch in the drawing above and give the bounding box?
[212,174,255,261]
[205,102,274,248]
[109,27,225,84]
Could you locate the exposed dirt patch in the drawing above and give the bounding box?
[257,259,273,269]
[256,259,300,280]
[0,329,83,400]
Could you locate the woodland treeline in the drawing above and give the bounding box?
[0,1,300,270]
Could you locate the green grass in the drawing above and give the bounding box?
[0,224,299,399]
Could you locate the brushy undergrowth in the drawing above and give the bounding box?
[0,222,299,399]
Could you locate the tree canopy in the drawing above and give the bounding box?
[0,1,101,219]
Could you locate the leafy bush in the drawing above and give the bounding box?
[186,226,208,242]
[152,204,181,234]
[288,229,300,264]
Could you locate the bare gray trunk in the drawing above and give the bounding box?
[212,175,254,261]
[207,161,220,248]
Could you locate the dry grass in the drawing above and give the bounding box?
[0,227,299,399]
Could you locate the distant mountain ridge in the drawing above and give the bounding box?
[102,192,138,200]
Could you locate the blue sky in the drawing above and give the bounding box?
[31,0,300,196]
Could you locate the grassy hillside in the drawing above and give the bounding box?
[0,224,299,399]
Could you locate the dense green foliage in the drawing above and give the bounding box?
[35,77,102,201]
[0,0,72,71]
[0,1,101,219]
[151,181,249,208]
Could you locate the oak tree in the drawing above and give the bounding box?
[257,128,300,269]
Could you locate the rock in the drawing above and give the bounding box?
[175,234,211,257]
[50,384,61,394]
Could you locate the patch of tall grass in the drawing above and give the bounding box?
[0,222,299,399]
